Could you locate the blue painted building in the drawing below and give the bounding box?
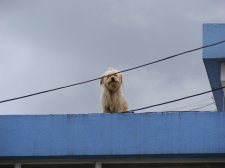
[203,24,225,112]
[1,24,225,168]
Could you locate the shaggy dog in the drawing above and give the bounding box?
[100,68,128,113]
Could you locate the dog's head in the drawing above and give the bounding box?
[100,68,123,92]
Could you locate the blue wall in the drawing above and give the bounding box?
[203,24,225,111]
[1,112,225,159]
[203,24,225,59]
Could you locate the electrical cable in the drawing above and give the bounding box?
[0,40,225,104]
[126,86,225,113]
[188,102,215,111]
[160,102,215,112]
[159,97,212,111]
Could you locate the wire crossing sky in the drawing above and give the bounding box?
[127,86,224,112]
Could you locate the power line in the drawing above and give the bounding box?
[127,86,224,113]
[161,102,215,112]
[119,40,225,74]
[188,102,215,111]
[160,97,212,111]
[0,40,225,104]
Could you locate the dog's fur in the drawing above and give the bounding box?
[100,68,128,113]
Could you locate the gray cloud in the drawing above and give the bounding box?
[0,0,224,114]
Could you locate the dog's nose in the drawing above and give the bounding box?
[111,77,115,81]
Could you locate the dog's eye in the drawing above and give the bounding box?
[113,74,118,77]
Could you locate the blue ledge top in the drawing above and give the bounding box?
[0,112,225,159]
[203,24,225,111]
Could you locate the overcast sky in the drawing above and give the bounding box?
[0,0,225,115]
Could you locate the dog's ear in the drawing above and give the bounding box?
[100,77,104,85]
[119,74,123,84]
